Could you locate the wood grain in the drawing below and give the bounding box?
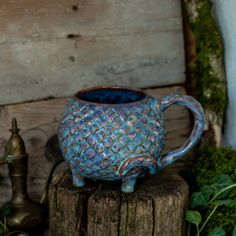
[0,0,185,105]
[49,167,189,236]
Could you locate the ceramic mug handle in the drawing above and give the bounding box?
[157,94,204,169]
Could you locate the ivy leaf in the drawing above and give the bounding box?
[201,185,214,201]
[211,174,234,198]
[190,191,208,208]
[215,199,236,208]
[185,210,202,226]
[190,185,214,208]
[214,174,233,189]
[209,227,225,236]
[232,226,236,236]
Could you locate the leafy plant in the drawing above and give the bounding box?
[192,144,236,234]
[0,216,29,236]
[185,174,236,236]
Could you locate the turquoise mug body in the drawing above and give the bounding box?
[58,86,204,192]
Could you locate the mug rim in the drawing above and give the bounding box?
[73,85,148,106]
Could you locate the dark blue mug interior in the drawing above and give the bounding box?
[77,87,146,104]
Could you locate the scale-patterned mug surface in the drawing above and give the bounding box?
[58,86,204,192]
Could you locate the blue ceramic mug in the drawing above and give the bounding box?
[58,86,204,192]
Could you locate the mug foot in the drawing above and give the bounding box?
[121,176,138,193]
[72,172,86,187]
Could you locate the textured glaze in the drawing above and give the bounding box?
[58,86,204,192]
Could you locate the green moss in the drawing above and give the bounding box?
[186,0,227,116]
[194,144,236,234]
[184,4,232,233]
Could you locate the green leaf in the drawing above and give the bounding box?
[215,199,236,208]
[190,191,208,208]
[232,226,236,236]
[214,174,233,188]
[185,210,202,226]
[209,227,225,236]
[190,185,215,208]
[201,185,215,201]
[211,174,234,198]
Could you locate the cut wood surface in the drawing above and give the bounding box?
[0,86,191,206]
[0,0,185,104]
[49,167,188,236]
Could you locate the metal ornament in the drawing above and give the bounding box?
[0,118,43,230]
[58,86,205,192]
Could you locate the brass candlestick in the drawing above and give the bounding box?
[0,118,43,230]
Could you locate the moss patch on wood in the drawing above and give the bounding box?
[184,0,227,117]
[183,2,234,234]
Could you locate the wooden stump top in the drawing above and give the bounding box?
[49,166,189,236]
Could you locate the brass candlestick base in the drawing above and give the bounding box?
[0,118,43,230]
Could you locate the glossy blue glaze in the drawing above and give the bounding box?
[78,88,145,104]
[58,86,204,193]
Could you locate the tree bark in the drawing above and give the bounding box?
[49,167,188,236]
[182,0,227,146]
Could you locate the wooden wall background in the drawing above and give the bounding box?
[0,0,185,104]
[0,0,188,206]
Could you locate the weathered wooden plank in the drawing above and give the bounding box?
[0,0,185,105]
[49,183,86,236]
[49,167,189,236]
[0,86,191,206]
[87,192,121,236]
[119,193,154,236]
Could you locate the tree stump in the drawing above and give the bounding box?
[48,166,189,236]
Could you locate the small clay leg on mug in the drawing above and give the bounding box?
[71,170,86,187]
[121,176,138,193]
